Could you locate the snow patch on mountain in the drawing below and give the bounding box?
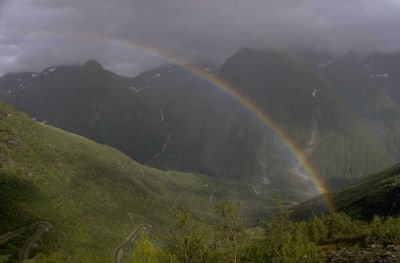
[128,85,142,94]
[376,73,389,78]
[317,59,335,68]
[312,89,318,98]
[369,73,389,79]
[157,104,165,122]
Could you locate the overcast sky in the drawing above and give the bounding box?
[1,0,400,76]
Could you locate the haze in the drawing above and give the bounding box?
[1,0,400,76]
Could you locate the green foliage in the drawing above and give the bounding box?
[163,200,246,263]
[363,216,400,244]
[214,199,245,263]
[316,213,363,242]
[245,212,400,263]
[131,233,164,263]
[250,210,320,263]
[150,199,400,263]
[0,255,10,263]
[307,215,329,243]
[0,102,267,262]
[166,207,215,263]
[305,213,400,245]
[293,164,400,220]
[0,170,38,231]
[25,253,67,263]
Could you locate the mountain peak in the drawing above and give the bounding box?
[83,60,103,71]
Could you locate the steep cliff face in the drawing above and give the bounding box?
[220,49,400,189]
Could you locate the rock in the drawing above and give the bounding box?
[324,244,400,262]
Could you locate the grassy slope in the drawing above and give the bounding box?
[292,164,400,220]
[0,102,268,262]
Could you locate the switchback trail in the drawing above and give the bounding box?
[0,223,42,245]
[113,224,151,263]
[208,185,220,204]
[115,184,211,263]
[18,222,50,262]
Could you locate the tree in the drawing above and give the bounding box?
[259,209,320,262]
[214,199,244,263]
[0,255,10,263]
[167,207,212,263]
[131,232,163,263]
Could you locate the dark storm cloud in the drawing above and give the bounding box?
[1,0,400,76]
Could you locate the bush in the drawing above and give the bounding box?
[131,232,165,263]
[363,216,400,244]
[241,211,321,263]
[157,201,400,263]
[307,215,329,243]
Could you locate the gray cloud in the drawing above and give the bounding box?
[1,0,400,76]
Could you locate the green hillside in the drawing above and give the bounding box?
[292,164,400,220]
[0,102,268,262]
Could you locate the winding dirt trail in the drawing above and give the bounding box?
[115,184,212,263]
[0,223,40,245]
[18,222,50,262]
[113,224,151,263]
[208,185,220,204]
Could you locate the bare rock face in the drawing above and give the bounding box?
[324,244,400,263]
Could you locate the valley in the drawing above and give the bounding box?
[1,0,400,262]
[1,48,400,262]
[2,49,400,198]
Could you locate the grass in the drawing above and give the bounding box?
[0,102,268,262]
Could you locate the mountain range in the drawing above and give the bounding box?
[1,48,400,198]
[1,47,400,262]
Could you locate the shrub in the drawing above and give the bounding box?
[131,232,165,263]
[363,216,400,244]
[243,210,322,263]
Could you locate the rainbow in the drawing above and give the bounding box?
[185,65,335,211]
[29,31,336,211]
